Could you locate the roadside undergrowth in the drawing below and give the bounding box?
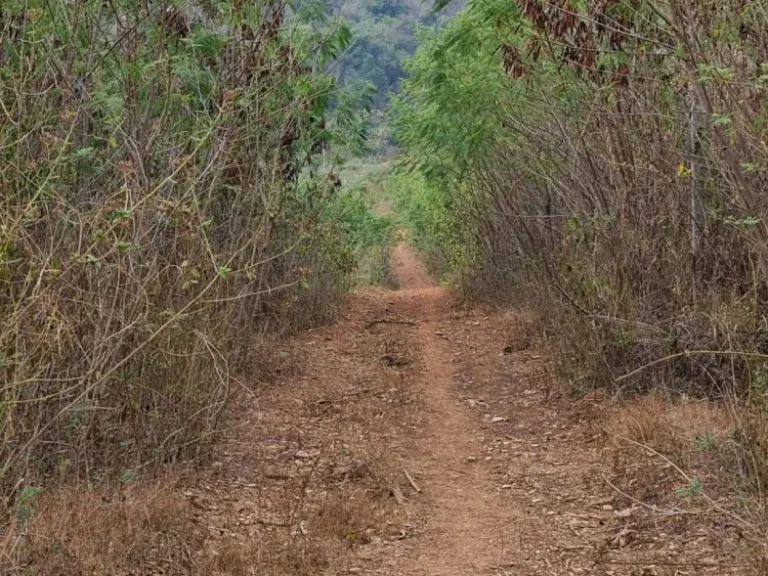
[0,0,392,571]
[391,0,768,568]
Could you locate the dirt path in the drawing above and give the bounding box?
[383,244,522,575]
[128,241,748,576]
[338,242,744,576]
[390,242,434,290]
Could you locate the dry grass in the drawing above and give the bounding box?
[199,536,328,576]
[198,538,258,576]
[199,534,336,576]
[313,489,388,545]
[1,478,187,576]
[605,394,768,496]
[605,393,732,456]
[602,393,768,572]
[0,452,400,576]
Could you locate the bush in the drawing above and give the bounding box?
[391,0,768,400]
[0,0,371,506]
[391,2,768,557]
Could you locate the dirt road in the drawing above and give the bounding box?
[383,244,524,575]
[165,241,748,576]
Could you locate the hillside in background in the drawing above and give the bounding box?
[328,0,464,110]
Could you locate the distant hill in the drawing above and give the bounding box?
[328,0,464,108]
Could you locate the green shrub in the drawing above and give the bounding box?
[0,0,371,504]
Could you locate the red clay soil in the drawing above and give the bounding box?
[348,245,747,575]
[64,242,749,576]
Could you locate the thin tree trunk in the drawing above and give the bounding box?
[689,84,705,300]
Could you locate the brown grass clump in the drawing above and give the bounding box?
[313,489,386,545]
[606,394,732,457]
[603,394,768,570]
[199,535,334,576]
[1,479,187,575]
[605,394,768,500]
[198,538,264,576]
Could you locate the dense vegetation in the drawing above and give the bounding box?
[393,0,768,397]
[328,0,463,112]
[391,0,768,528]
[0,0,389,509]
[7,0,768,570]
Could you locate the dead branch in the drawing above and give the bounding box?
[403,469,422,493]
[366,319,417,329]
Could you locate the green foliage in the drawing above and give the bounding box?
[331,165,397,287]
[387,0,520,274]
[693,432,718,452]
[386,169,468,277]
[16,486,44,520]
[391,0,768,396]
[332,189,392,250]
[0,0,384,502]
[120,469,138,484]
[675,478,703,498]
[327,0,463,110]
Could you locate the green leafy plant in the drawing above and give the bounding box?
[693,432,718,451]
[16,486,44,520]
[674,478,703,498]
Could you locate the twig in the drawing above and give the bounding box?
[366,319,417,329]
[601,474,705,516]
[601,474,662,514]
[590,314,666,334]
[391,486,407,505]
[615,349,768,383]
[257,519,290,528]
[403,469,422,493]
[598,560,748,568]
[289,456,321,529]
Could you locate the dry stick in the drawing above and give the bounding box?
[599,560,748,568]
[257,519,291,528]
[601,474,664,515]
[615,349,768,383]
[365,319,418,329]
[403,469,422,493]
[610,433,755,531]
[288,456,321,532]
[601,474,708,517]
[391,486,407,506]
[590,314,667,335]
